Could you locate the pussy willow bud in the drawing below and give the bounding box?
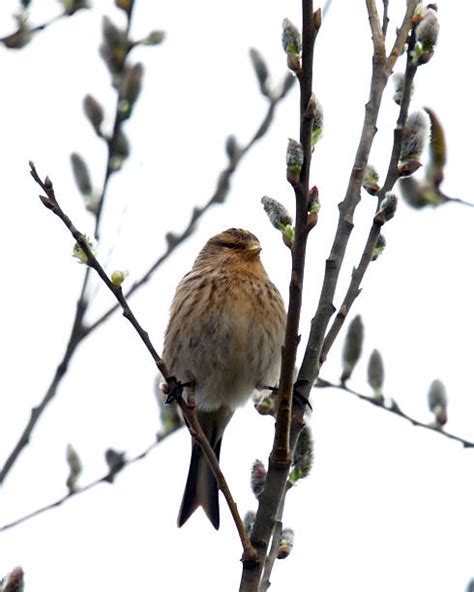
[310,95,324,148]
[70,153,92,197]
[466,578,474,592]
[261,196,293,230]
[119,63,144,119]
[72,235,96,265]
[368,349,384,400]
[141,30,166,46]
[111,269,129,286]
[414,6,439,64]
[278,528,295,559]
[100,16,128,74]
[282,18,301,56]
[400,112,427,163]
[109,128,130,171]
[306,185,320,229]
[249,48,269,97]
[399,177,441,208]
[62,0,89,16]
[261,195,294,247]
[392,73,410,106]
[66,443,82,493]
[2,13,31,49]
[341,315,364,383]
[375,193,398,224]
[104,448,126,482]
[371,234,386,261]
[115,0,131,13]
[427,378,447,427]
[425,107,446,187]
[253,392,276,416]
[286,138,304,179]
[243,511,256,536]
[362,164,380,195]
[1,566,24,592]
[83,94,104,135]
[250,459,267,497]
[289,425,314,483]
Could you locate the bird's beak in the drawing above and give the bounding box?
[246,242,262,259]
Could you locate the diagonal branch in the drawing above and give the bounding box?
[27,163,257,562]
[297,0,417,398]
[320,28,419,362]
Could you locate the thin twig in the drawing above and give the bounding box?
[316,378,474,449]
[382,0,390,38]
[27,164,256,561]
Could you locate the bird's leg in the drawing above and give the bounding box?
[163,376,194,406]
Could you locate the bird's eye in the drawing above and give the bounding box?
[215,240,242,251]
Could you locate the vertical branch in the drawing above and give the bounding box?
[240,3,320,590]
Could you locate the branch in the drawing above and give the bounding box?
[0,431,174,533]
[316,378,474,449]
[0,6,88,49]
[27,164,256,562]
[240,4,321,590]
[297,0,417,397]
[320,28,419,362]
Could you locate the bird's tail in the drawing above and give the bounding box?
[177,407,233,529]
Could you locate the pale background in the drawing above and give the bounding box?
[1,1,474,590]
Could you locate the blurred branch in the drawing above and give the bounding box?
[24,164,257,562]
[0,430,177,534]
[0,2,88,49]
[83,79,294,336]
[0,2,139,485]
[316,378,474,449]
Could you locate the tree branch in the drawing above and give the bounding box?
[320,28,419,362]
[316,378,474,449]
[26,163,256,562]
[240,4,321,589]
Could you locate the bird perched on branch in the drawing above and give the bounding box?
[163,228,286,529]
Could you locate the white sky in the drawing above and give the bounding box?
[1,1,474,591]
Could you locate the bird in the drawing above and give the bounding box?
[163,228,286,529]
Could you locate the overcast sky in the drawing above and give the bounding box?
[1,1,474,591]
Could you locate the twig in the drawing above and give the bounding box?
[320,28,418,362]
[382,0,390,38]
[27,164,256,562]
[316,378,474,449]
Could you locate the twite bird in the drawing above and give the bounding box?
[163,228,286,529]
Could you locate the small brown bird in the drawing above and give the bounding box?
[163,228,286,529]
